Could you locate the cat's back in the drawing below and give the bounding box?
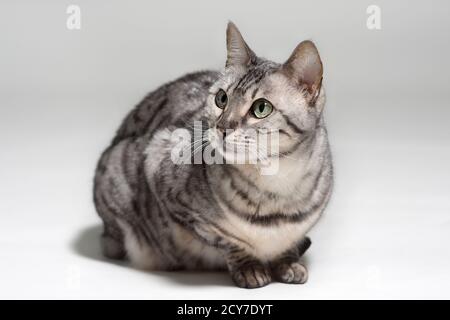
[113,70,220,145]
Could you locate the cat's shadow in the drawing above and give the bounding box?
[71,225,234,287]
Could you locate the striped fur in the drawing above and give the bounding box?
[93,23,333,288]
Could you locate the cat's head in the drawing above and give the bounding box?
[206,22,325,163]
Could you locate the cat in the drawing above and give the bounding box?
[93,22,333,288]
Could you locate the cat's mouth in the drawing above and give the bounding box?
[220,143,260,164]
[207,129,273,165]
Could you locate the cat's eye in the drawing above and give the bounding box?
[251,98,273,119]
[215,89,228,109]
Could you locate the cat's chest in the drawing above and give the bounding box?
[218,206,319,261]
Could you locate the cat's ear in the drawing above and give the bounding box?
[226,22,256,68]
[283,40,323,105]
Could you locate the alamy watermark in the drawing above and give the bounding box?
[169,121,281,175]
[66,5,81,30]
[367,5,381,30]
[65,5,381,32]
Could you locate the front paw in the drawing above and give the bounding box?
[231,263,272,289]
[272,261,308,284]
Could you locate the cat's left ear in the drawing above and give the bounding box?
[282,40,323,106]
[226,22,256,69]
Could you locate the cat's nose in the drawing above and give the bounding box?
[216,120,238,140]
[216,127,227,140]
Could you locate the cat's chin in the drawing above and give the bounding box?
[214,147,256,165]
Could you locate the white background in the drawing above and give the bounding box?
[1,0,450,299]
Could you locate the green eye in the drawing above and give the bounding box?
[215,89,228,109]
[251,98,273,119]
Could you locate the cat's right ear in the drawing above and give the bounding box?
[282,40,323,106]
[226,22,256,69]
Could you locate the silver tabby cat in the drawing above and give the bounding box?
[94,22,333,288]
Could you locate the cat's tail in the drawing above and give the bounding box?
[298,237,312,257]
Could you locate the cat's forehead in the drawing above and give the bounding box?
[211,59,280,96]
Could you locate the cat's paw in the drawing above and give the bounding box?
[273,261,308,284]
[231,263,272,289]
